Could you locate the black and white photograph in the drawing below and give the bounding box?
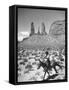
[0,0,69,89]
[17,6,67,83]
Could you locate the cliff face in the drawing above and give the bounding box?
[49,20,65,35]
[18,20,65,50]
[49,20,65,44]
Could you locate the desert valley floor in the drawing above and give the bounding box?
[18,47,65,82]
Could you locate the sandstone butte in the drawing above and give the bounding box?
[18,20,65,50]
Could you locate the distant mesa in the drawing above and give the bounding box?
[18,20,65,50]
[49,20,65,36]
[49,20,65,44]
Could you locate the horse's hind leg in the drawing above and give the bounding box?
[56,63,63,69]
[43,71,47,80]
[53,66,58,73]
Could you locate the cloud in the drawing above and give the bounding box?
[18,32,29,41]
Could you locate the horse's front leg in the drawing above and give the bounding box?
[43,70,47,80]
[53,66,58,73]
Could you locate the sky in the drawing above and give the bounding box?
[18,8,65,41]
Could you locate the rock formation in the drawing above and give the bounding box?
[18,20,65,50]
[49,20,65,36]
[30,22,35,36]
[41,22,47,35]
[49,20,65,46]
[37,27,41,35]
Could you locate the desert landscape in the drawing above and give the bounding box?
[18,20,65,82]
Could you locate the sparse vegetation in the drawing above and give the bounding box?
[18,48,65,82]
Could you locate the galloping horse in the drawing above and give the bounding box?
[38,53,63,80]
